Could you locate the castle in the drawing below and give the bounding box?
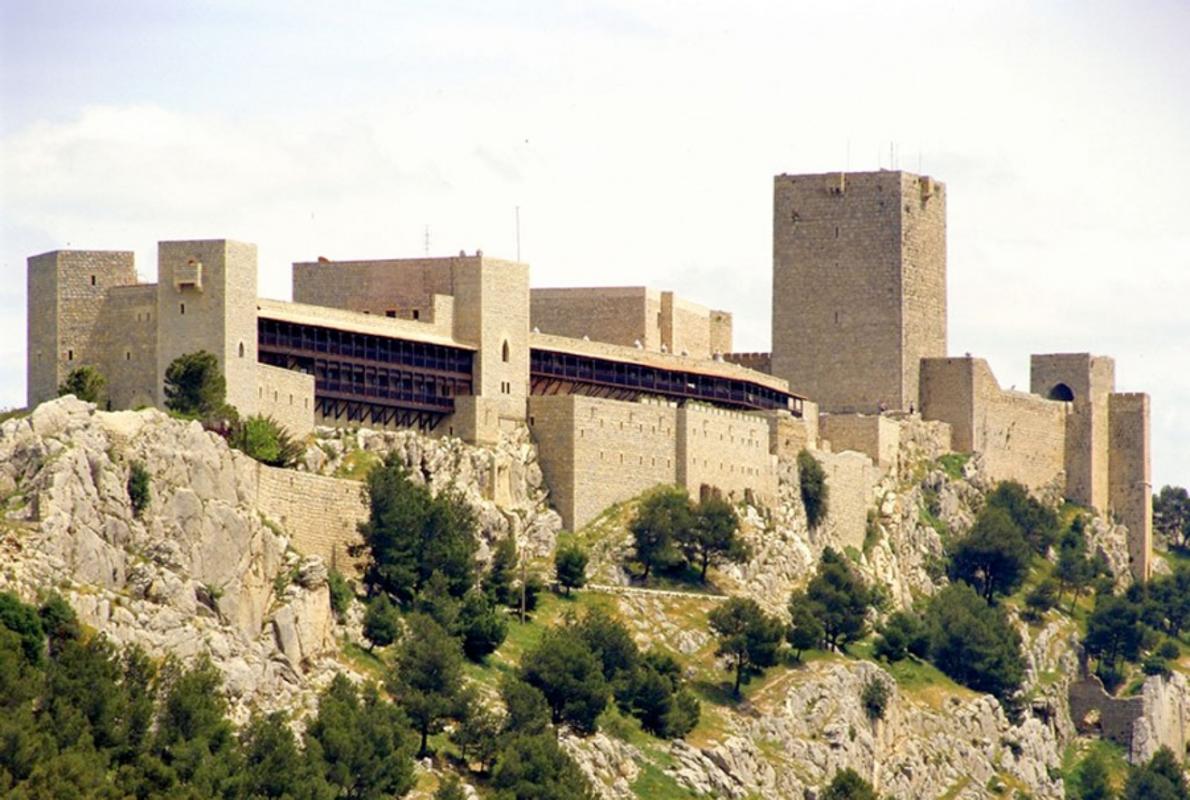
[26,170,1153,578]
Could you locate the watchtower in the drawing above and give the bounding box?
[771,170,946,413]
[156,240,259,414]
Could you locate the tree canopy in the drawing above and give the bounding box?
[163,350,228,419]
[358,455,478,603]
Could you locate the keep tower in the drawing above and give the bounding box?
[771,170,946,413]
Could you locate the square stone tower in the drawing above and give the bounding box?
[26,250,137,409]
[155,240,259,415]
[771,170,946,413]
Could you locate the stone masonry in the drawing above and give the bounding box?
[25,166,1154,575]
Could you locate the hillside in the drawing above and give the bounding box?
[1,397,1186,799]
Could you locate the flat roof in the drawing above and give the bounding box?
[257,299,472,350]
[530,331,800,399]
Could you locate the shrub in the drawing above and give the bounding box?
[327,569,353,619]
[797,548,873,652]
[986,480,1059,555]
[58,365,106,405]
[1023,579,1059,621]
[362,593,400,651]
[860,677,890,721]
[797,450,829,529]
[127,461,151,517]
[520,628,609,734]
[554,541,589,595]
[229,414,303,467]
[455,589,507,662]
[678,496,750,581]
[873,610,929,662]
[821,768,878,800]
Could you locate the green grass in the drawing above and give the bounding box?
[1060,738,1129,798]
[334,449,381,481]
[340,640,388,679]
[936,452,971,481]
[0,407,28,424]
[630,761,704,800]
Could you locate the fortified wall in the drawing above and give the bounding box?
[529,394,778,530]
[26,166,1154,577]
[530,286,732,359]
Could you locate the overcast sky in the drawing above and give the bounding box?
[2,1,1187,488]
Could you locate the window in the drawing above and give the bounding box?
[238,342,245,358]
[386,310,396,318]
[90,275,96,286]
[412,310,420,320]
[67,349,73,361]
[179,303,185,315]
[502,340,510,363]
[125,351,130,361]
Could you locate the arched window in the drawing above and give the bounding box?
[238,341,245,358]
[501,340,510,363]
[1048,383,1075,402]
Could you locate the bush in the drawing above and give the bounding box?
[554,541,589,595]
[1023,579,1059,621]
[127,461,151,517]
[228,414,303,467]
[873,610,929,662]
[860,677,890,721]
[362,593,401,651]
[619,651,700,739]
[455,589,507,661]
[986,480,1059,554]
[163,350,227,419]
[327,569,353,619]
[793,548,873,652]
[58,365,106,405]
[678,496,750,581]
[821,767,878,800]
[797,450,829,529]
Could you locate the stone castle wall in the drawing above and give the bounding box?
[254,464,368,575]
[256,364,316,437]
[820,413,901,469]
[98,284,157,410]
[531,287,662,352]
[920,357,1067,492]
[529,395,677,530]
[1109,393,1152,579]
[27,250,140,409]
[723,352,771,374]
[677,403,776,505]
[530,286,731,358]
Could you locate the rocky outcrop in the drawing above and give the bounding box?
[0,398,343,720]
[687,662,1060,800]
[303,425,562,559]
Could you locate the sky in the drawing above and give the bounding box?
[2,0,1187,489]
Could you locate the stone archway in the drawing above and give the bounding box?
[1047,383,1075,402]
